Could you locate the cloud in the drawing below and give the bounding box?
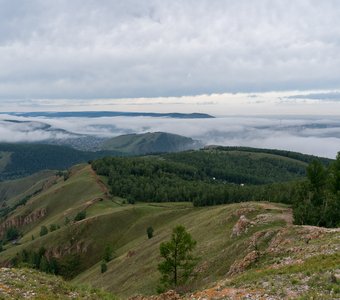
[286,92,340,101]
[3,113,337,158]
[1,1,340,99]
[0,116,74,142]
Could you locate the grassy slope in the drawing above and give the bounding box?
[0,164,339,299]
[0,267,117,299]
[73,201,340,299]
[0,170,56,205]
[102,132,197,154]
[0,152,11,171]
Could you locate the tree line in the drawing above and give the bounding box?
[92,155,300,206]
[293,153,340,227]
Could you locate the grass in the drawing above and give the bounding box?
[1,164,339,299]
[0,267,117,299]
[0,151,11,173]
[0,170,56,206]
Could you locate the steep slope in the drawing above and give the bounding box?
[0,267,116,299]
[73,202,339,299]
[0,158,338,299]
[0,143,123,181]
[0,164,105,240]
[0,170,56,204]
[101,132,202,154]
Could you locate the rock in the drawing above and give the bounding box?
[129,290,181,300]
[0,208,47,237]
[228,250,259,276]
[231,215,254,237]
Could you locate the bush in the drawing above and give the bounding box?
[74,211,86,222]
[6,227,20,241]
[101,262,107,273]
[49,224,58,232]
[40,226,48,237]
[103,244,114,262]
[147,226,154,239]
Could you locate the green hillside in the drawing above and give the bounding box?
[0,161,338,299]
[0,170,56,204]
[0,267,116,299]
[92,147,320,206]
[101,132,201,154]
[0,143,124,181]
[0,148,337,299]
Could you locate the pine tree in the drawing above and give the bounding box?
[158,225,197,287]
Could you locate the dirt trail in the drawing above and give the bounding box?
[88,166,110,198]
[257,202,293,225]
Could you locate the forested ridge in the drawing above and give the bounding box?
[92,148,339,227]
[92,148,315,206]
[0,143,124,181]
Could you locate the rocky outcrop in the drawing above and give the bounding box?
[0,207,47,237]
[129,290,181,300]
[45,241,89,259]
[227,250,259,276]
[231,215,254,237]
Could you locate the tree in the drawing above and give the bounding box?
[74,211,86,222]
[49,224,58,232]
[5,227,19,241]
[103,244,114,262]
[293,154,340,228]
[147,226,154,239]
[40,225,48,237]
[39,256,50,273]
[101,262,107,273]
[158,225,197,287]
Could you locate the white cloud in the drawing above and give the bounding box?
[2,113,338,158]
[1,1,340,99]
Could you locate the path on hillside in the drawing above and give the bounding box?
[88,166,110,198]
[257,202,293,225]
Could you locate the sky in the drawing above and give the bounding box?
[1,0,340,102]
[0,1,339,157]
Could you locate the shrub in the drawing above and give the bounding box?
[40,226,48,237]
[101,262,107,273]
[147,226,154,239]
[103,244,114,262]
[6,227,20,241]
[74,211,86,222]
[49,224,58,232]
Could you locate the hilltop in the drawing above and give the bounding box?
[101,132,202,155]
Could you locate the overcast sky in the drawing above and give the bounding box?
[1,0,340,101]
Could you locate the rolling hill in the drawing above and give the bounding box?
[0,147,338,299]
[0,164,338,299]
[0,143,124,181]
[0,170,56,205]
[101,132,202,154]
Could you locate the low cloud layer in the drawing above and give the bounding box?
[1,114,339,158]
[1,1,340,99]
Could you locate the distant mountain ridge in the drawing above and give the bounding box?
[101,132,202,154]
[0,132,202,181]
[9,111,214,119]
